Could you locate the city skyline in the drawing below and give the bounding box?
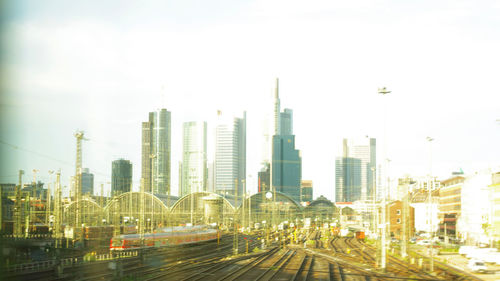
[1,1,499,201]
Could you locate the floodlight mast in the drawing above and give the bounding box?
[377,86,391,271]
[426,136,435,273]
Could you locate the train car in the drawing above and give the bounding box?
[110,225,220,251]
[30,224,50,235]
[355,231,365,241]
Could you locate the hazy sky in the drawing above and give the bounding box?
[1,0,499,200]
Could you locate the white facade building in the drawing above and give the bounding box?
[181,121,207,196]
[458,170,492,245]
[341,137,376,201]
[215,111,246,197]
[411,201,440,233]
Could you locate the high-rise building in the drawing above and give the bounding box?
[335,157,362,202]
[258,163,270,193]
[111,159,133,195]
[264,78,302,201]
[273,78,281,136]
[280,108,293,136]
[141,109,171,194]
[181,121,207,196]
[272,135,301,202]
[81,168,94,195]
[215,111,246,197]
[339,138,376,201]
[207,161,214,193]
[301,180,313,203]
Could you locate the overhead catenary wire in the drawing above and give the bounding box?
[0,138,142,185]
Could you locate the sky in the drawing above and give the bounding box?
[1,0,499,200]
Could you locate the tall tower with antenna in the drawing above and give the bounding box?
[273,78,281,135]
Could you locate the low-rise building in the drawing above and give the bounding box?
[458,171,492,245]
[300,180,313,204]
[439,176,465,238]
[387,200,415,239]
[490,172,500,243]
[410,188,439,234]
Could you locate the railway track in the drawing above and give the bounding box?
[327,236,483,280]
[3,233,259,281]
[5,231,482,281]
[139,234,264,281]
[159,238,416,281]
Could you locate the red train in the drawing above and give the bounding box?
[355,231,365,241]
[110,225,220,251]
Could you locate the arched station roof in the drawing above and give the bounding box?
[170,191,235,213]
[103,191,170,213]
[242,191,302,211]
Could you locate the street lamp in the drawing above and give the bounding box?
[378,86,391,271]
[47,170,54,226]
[266,192,272,247]
[150,154,156,232]
[426,136,435,273]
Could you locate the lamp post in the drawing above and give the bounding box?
[378,86,391,271]
[47,170,54,226]
[266,191,273,247]
[426,136,435,273]
[150,154,156,232]
[233,179,239,255]
[371,166,377,237]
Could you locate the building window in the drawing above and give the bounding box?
[396,209,401,215]
[397,218,401,224]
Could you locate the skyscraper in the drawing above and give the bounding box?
[112,159,133,195]
[280,108,293,135]
[81,168,94,195]
[141,109,171,195]
[335,157,362,202]
[301,180,313,203]
[258,163,270,192]
[215,111,246,197]
[335,137,376,202]
[272,135,302,202]
[181,121,207,196]
[273,78,281,136]
[264,78,302,201]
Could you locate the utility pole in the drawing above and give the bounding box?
[401,178,409,258]
[139,178,145,245]
[380,161,388,271]
[14,170,24,237]
[46,170,54,226]
[371,166,377,236]
[24,188,30,238]
[54,171,62,247]
[150,154,156,231]
[248,192,251,230]
[242,180,246,231]
[426,136,435,273]
[233,179,239,255]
